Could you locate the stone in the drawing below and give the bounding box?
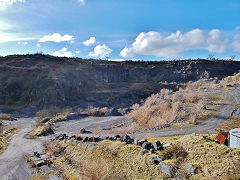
[34,152,41,158]
[150,156,162,164]
[126,138,134,144]
[93,136,101,142]
[137,139,148,147]
[122,134,131,142]
[140,150,148,155]
[40,117,50,123]
[80,128,86,134]
[0,120,2,126]
[142,142,152,150]
[115,135,121,140]
[122,142,126,145]
[134,138,140,145]
[76,136,83,141]
[153,141,163,151]
[105,108,122,116]
[184,164,197,175]
[109,137,115,141]
[56,134,66,141]
[83,137,89,142]
[158,162,174,177]
[69,135,76,140]
[163,143,171,148]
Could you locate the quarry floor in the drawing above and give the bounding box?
[0,88,240,180]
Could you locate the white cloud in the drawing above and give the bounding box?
[39,33,74,43]
[78,0,85,5]
[75,51,80,54]
[108,59,125,62]
[89,44,112,58]
[0,33,32,43]
[232,35,240,53]
[83,37,96,46]
[51,47,73,57]
[206,29,226,53]
[36,43,41,47]
[0,0,25,6]
[120,29,226,58]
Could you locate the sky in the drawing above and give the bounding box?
[0,0,240,61]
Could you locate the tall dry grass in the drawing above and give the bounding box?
[128,78,213,128]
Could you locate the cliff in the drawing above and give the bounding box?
[0,54,239,112]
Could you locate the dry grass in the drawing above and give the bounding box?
[0,128,17,155]
[0,113,11,120]
[27,123,54,139]
[36,106,72,120]
[217,115,240,132]
[86,107,108,116]
[45,133,240,180]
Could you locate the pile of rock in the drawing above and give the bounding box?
[27,152,52,167]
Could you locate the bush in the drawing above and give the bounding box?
[0,113,11,120]
[86,107,108,116]
[160,144,188,160]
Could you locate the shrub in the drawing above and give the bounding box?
[86,107,108,116]
[0,113,11,120]
[160,144,188,160]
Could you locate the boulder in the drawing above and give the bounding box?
[57,134,67,141]
[0,120,2,126]
[92,136,101,142]
[158,162,174,177]
[83,137,89,142]
[122,134,131,142]
[80,128,86,134]
[140,150,148,155]
[68,135,76,140]
[115,135,121,140]
[150,156,162,164]
[76,136,83,141]
[126,138,134,144]
[153,141,163,151]
[40,117,50,123]
[137,139,148,147]
[142,142,152,150]
[184,164,197,175]
[134,138,140,145]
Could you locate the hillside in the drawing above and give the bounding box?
[0,54,240,114]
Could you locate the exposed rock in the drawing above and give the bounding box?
[122,134,131,142]
[80,128,86,134]
[137,139,148,147]
[142,142,152,150]
[134,138,140,145]
[184,164,197,175]
[140,150,148,155]
[0,121,2,126]
[126,138,134,144]
[150,156,162,164]
[153,141,163,151]
[76,136,83,141]
[115,134,121,140]
[56,134,67,141]
[68,135,76,140]
[158,162,174,177]
[40,117,50,123]
[83,137,89,142]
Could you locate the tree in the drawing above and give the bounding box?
[207,54,215,60]
[229,55,236,61]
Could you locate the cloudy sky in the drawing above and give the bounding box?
[0,0,240,60]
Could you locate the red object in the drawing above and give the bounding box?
[216,132,228,145]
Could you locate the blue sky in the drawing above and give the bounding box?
[0,0,240,60]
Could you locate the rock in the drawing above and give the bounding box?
[115,135,121,140]
[150,156,162,164]
[137,139,148,147]
[122,134,131,142]
[69,135,76,140]
[153,141,163,151]
[126,138,134,144]
[158,162,174,177]
[34,152,41,158]
[184,164,197,175]
[109,137,115,141]
[40,117,50,123]
[140,150,148,155]
[142,142,152,150]
[57,134,67,141]
[76,136,83,141]
[92,136,101,142]
[122,142,126,145]
[0,120,2,126]
[83,137,89,142]
[134,138,140,145]
[80,128,86,134]
[105,136,109,140]
[163,143,171,148]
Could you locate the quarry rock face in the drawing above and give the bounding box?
[0,54,240,112]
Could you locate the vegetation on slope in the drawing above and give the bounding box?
[0,128,17,155]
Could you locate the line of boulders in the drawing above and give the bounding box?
[55,129,197,178]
